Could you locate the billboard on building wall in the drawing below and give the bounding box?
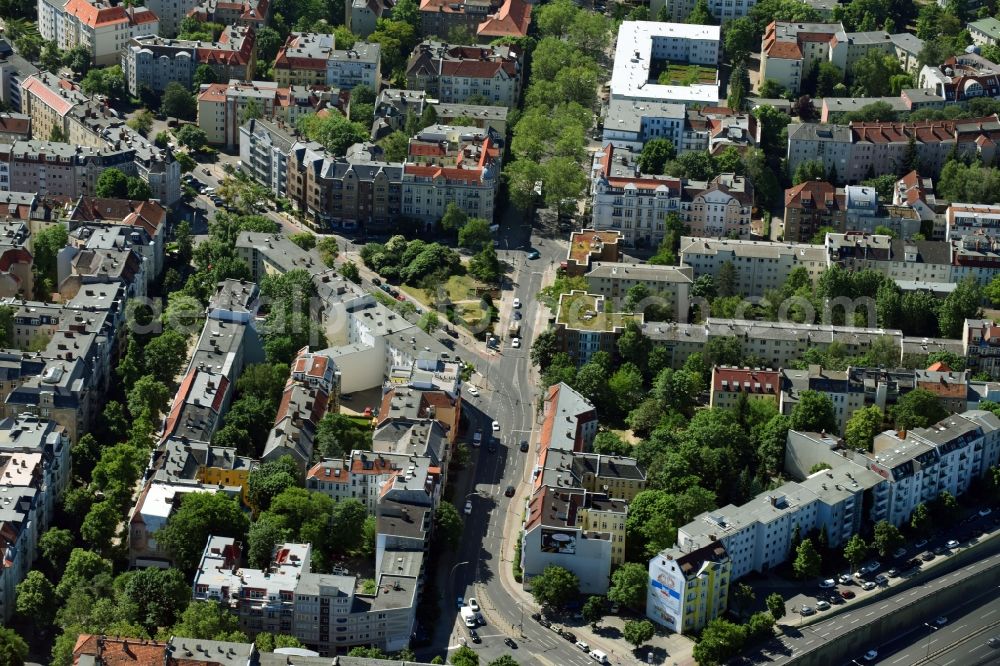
[647,559,682,624]
[540,528,577,554]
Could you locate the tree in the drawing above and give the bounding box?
[127,176,151,201]
[724,17,756,63]
[440,202,468,232]
[789,390,838,434]
[607,563,647,609]
[450,645,479,666]
[582,595,605,627]
[872,519,904,558]
[693,617,747,666]
[192,64,217,89]
[161,82,197,120]
[757,78,785,98]
[96,168,130,198]
[143,330,189,385]
[157,493,250,573]
[731,582,755,621]
[666,151,717,180]
[458,217,493,251]
[296,107,369,156]
[910,502,932,536]
[434,502,462,549]
[792,538,821,579]
[530,565,579,609]
[530,328,558,370]
[765,592,786,621]
[687,0,716,24]
[39,528,74,572]
[16,570,56,626]
[938,276,982,338]
[0,628,27,666]
[728,60,750,111]
[793,160,826,185]
[127,109,154,136]
[120,567,191,632]
[543,157,589,218]
[891,387,947,430]
[843,533,868,572]
[487,657,519,666]
[418,311,440,334]
[315,413,371,458]
[255,633,305,652]
[176,124,208,152]
[637,138,676,175]
[65,45,92,74]
[469,244,502,284]
[169,601,246,641]
[816,61,843,97]
[57,549,112,599]
[593,430,631,456]
[128,374,171,420]
[247,456,298,514]
[81,500,121,554]
[340,261,360,284]
[623,619,655,648]
[844,405,883,451]
[851,50,902,97]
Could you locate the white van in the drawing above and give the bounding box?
[588,650,609,664]
[460,606,477,628]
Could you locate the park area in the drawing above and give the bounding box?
[654,61,718,86]
[402,274,495,331]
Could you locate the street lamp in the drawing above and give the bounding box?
[924,622,938,659]
[450,560,469,615]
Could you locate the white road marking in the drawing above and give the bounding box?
[850,618,860,624]
[891,655,908,663]
[880,604,889,610]
[985,609,997,617]
[865,612,875,617]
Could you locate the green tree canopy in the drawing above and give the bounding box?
[530,565,579,609]
[157,493,250,573]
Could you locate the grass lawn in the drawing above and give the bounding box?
[402,274,490,329]
[657,62,718,86]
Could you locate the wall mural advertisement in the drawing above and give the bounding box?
[540,528,577,555]
[647,559,682,625]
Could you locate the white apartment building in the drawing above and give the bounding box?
[590,143,683,248]
[38,0,159,66]
[946,202,1000,240]
[676,464,884,580]
[679,236,827,298]
[585,262,692,314]
[610,21,720,106]
[239,118,295,199]
[650,0,757,22]
[602,98,686,151]
[144,0,200,36]
[681,174,753,239]
[273,33,381,90]
[760,22,847,94]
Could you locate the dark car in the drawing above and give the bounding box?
[531,613,541,622]
[513,310,522,320]
[829,595,845,605]
[371,277,381,286]
[445,327,459,338]
[505,485,515,497]
[561,631,577,642]
[504,638,518,649]
[520,440,529,452]
[469,629,481,643]
[921,551,935,562]
[538,618,551,628]
[488,440,497,453]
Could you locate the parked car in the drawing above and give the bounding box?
[561,631,577,642]
[575,641,590,652]
[520,440,529,452]
[829,594,844,605]
[469,629,480,643]
[513,310,522,320]
[466,385,479,397]
[892,547,907,559]
[819,579,836,589]
[888,568,900,578]
[862,581,877,591]
[935,616,948,626]
[922,551,935,562]
[816,600,831,611]
[513,298,521,308]
[512,337,521,348]
[864,649,878,661]
[505,485,515,497]
[371,277,381,286]
[946,539,960,549]
[504,638,518,649]
[915,539,928,549]
[530,613,541,622]
[468,599,480,613]
[464,500,472,515]
[839,574,853,585]
[492,420,500,432]
[801,606,815,616]
[840,590,856,599]
[527,250,540,259]
[875,574,889,585]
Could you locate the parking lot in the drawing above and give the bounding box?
[746,506,1000,625]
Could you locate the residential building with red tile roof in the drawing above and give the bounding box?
[406,40,522,108]
[476,0,532,40]
[710,366,781,410]
[788,115,1000,184]
[783,180,847,242]
[65,196,168,279]
[419,0,531,43]
[124,26,257,96]
[0,112,29,143]
[682,173,754,239]
[893,170,943,234]
[273,33,380,89]
[187,0,269,29]
[198,79,342,149]
[39,0,159,66]
[759,21,846,94]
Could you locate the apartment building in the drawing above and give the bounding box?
[946,202,1000,241]
[601,98,687,151]
[0,50,39,114]
[919,53,1000,104]
[964,318,1000,378]
[644,318,905,371]
[610,21,720,107]
[0,113,29,145]
[402,124,500,223]
[539,382,598,454]
[286,141,403,232]
[681,173,753,238]
[123,27,257,95]
[262,347,340,471]
[651,0,755,21]
[522,486,627,594]
[144,0,201,35]
[346,0,388,37]
[678,236,826,299]
[709,367,780,411]
[406,41,522,108]
[780,366,858,435]
[239,118,296,199]
[198,80,338,149]
[759,22,846,94]
[187,0,269,28]
[787,116,1000,183]
[307,452,439,514]
[585,262,692,314]
[64,196,167,280]
[151,440,256,507]
[970,17,1000,46]
[38,0,159,66]
[273,33,380,89]
[193,537,419,654]
[680,106,758,156]
[783,180,845,242]
[894,170,942,234]
[418,0,532,43]
[647,541,731,636]
[562,229,623,277]
[590,144,682,248]
[555,291,643,366]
